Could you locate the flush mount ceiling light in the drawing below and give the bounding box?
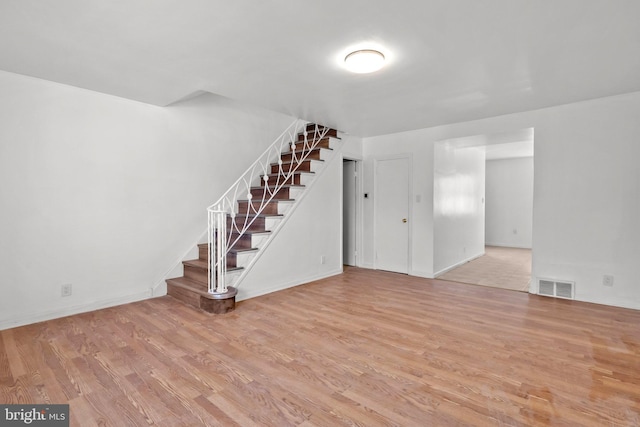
[344,49,386,74]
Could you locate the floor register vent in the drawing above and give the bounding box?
[538,278,575,300]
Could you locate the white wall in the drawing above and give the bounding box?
[341,134,364,160]
[433,145,485,275]
[485,157,534,248]
[239,153,343,300]
[363,90,640,310]
[0,69,341,329]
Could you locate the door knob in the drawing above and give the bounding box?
[402,218,408,223]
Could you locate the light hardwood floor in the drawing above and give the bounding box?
[1,267,639,426]
[438,246,532,292]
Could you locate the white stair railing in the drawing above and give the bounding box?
[207,120,332,295]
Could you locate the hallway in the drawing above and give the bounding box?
[437,246,531,292]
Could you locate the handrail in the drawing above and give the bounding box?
[207,120,332,294]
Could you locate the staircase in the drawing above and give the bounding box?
[166,122,340,313]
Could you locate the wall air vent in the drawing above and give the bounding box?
[537,278,575,300]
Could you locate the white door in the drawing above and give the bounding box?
[375,157,410,273]
[343,160,357,266]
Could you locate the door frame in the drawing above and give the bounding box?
[342,155,364,267]
[373,154,413,273]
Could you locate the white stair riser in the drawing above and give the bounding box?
[308,159,325,173]
[299,174,315,186]
[277,201,295,215]
[250,233,270,248]
[319,148,333,161]
[235,251,257,268]
[289,187,305,199]
[225,270,241,286]
[265,217,283,230]
[329,137,340,149]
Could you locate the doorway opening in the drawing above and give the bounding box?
[343,158,361,267]
[434,128,534,292]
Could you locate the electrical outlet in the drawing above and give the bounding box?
[61,284,72,297]
[320,255,326,265]
[603,275,614,287]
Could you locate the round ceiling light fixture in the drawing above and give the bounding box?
[344,49,386,74]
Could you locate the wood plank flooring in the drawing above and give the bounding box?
[1,267,640,426]
[438,246,532,292]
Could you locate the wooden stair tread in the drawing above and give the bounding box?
[214,229,273,237]
[249,184,305,190]
[270,159,324,167]
[262,171,315,176]
[225,213,284,224]
[237,199,295,203]
[183,259,207,268]
[296,134,340,142]
[229,231,272,239]
[300,126,338,135]
[197,243,261,254]
[229,247,259,254]
[281,147,333,156]
[167,277,236,300]
[297,133,339,138]
[183,258,243,272]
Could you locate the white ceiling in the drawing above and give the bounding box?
[1,0,640,137]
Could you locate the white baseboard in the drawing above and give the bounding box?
[433,252,484,278]
[530,290,640,311]
[485,242,532,249]
[152,280,168,297]
[574,297,640,311]
[237,268,344,302]
[0,290,155,331]
[410,269,435,279]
